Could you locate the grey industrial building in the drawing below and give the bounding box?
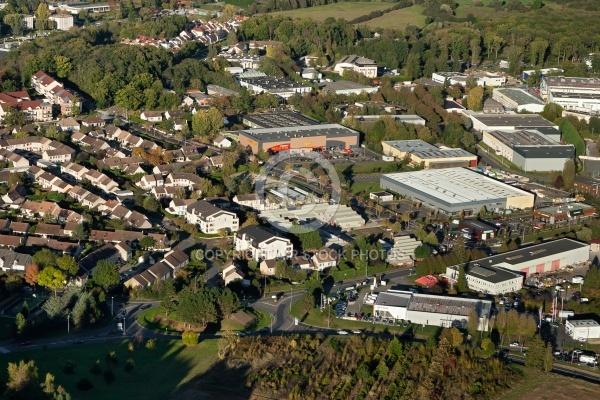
[470,114,560,140]
[242,112,319,129]
[449,238,589,277]
[380,167,535,215]
[374,291,492,330]
[482,129,574,172]
[445,264,524,295]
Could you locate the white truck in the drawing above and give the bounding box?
[579,353,598,364]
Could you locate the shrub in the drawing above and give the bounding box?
[127,341,135,352]
[106,351,118,366]
[124,358,135,373]
[90,360,102,375]
[103,369,115,385]
[145,338,156,350]
[62,360,76,374]
[76,378,93,391]
[182,330,198,346]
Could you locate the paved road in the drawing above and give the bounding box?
[506,353,600,384]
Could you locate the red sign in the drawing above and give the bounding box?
[269,144,291,152]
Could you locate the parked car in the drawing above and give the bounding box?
[337,330,349,335]
[510,342,520,347]
[352,330,362,334]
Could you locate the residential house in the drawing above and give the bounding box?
[25,237,80,256]
[185,200,239,234]
[61,161,89,182]
[20,200,58,219]
[140,111,163,122]
[234,225,293,261]
[0,99,53,123]
[164,172,202,190]
[0,249,31,271]
[78,244,122,277]
[9,221,30,236]
[222,260,246,285]
[290,255,311,270]
[259,259,277,276]
[233,193,263,210]
[162,248,189,270]
[33,223,63,239]
[42,146,75,164]
[0,234,24,249]
[82,116,105,128]
[57,117,80,132]
[209,155,223,168]
[115,242,133,261]
[150,186,181,200]
[164,110,185,120]
[166,199,196,216]
[214,135,232,148]
[2,184,27,206]
[311,247,339,271]
[30,71,78,115]
[0,149,29,168]
[138,174,164,191]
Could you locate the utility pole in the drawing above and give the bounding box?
[111,296,114,317]
[67,312,70,335]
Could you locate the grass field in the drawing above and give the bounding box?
[271,2,393,21]
[358,5,427,29]
[0,339,219,400]
[501,367,599,400]
[348,181,382,197]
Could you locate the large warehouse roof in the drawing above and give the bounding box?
[465,238,588,268]
[243,112,318,129]
[494,88,544,105]
[471,114,557,128]
[239,124,359,141]
[381,168,532,205]
[487,130,557,146]
[383,139,474,159]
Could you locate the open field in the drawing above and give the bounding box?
[0,339,219,400]
[358,5,426,29]
[501,368,599,400]
[270,2,393,21]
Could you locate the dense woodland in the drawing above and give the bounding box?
[210,333,521,400]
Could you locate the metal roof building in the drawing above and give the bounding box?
[382,139,477,169]
[380,167,535,216]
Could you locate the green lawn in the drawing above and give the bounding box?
[0,339,219,400]
[270,2,393,21]
[358,5,427,29]
[329,263,394,282]
[348,181,382,197]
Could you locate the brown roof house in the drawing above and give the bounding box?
[311,247,339,271]
[221,259,248,286]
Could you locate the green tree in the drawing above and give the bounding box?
[92,260,120,291]
[467,307,479,338]
[297,230,323,250]
[32,248,57,269]
[4,14,23,35]
[216,288,240,318]
[562,159,576,190]
[414,244,431,259]
[72,223,89,241]
[577,226,592,241]
[38,267,65,295]
[456,264,469,293]
[142,196,160,212]
[54,55,72,79]
[439,327,463,348]
[139,236,156,250]
[423,232,439,246]
[15,312,26,335]
[161,297,176,317]
[466,86,484,111]
[525,335,553,371]
[34,2,50,32]
[5,360,41,399]
[57,256,79,277]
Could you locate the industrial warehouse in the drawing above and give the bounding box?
[379,167,535,215]
[451,238,590,277]
[238,124,360,153]
[242,112,319,129]
[381,140,477,169]
[374,291,492,331]
[481,129,574,172]
[445,264,524,295]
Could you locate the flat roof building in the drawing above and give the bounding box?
[242,112,319,129]
[382,140,477,169]
[482,129,574,172]
[540,76,600,113]
[492,88,545,113]
[238,123,359,153]
[374,291,492,330]
[318,80,378,95]
[345,114,426,125]
[470,113,558,133]
[566,317,600,341]
[446,264,523,295]
[534,202,596,224]
[380,167,535,216]
[238,76,312,99]
[450,238,589,277]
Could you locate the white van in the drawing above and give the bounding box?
[580,298,589,303]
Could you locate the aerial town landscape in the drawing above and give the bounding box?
[1,0,600,399]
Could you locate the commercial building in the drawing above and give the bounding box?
[521,68,562,82]
[374,291,492,330]
[534,203,596,224]
[481,129,574,172]
[565,317,600,341]
[242,112,318,129]
[345,114,426,126]
[261,203,365,232]
[492,88,545,113]
[540,76,600,113]
[574,176,600,196]
[445,264,523,295]
[458,220,497,240]
[238,76,311,99]
[49,2,111,14]
[381,140,477,169]
[318,80,378,95]
[380,168,535,216]
[431,72,506,87]
[469,114,559,137]
[238,123,359,154]
[385,235,421,266]
[450,238,589,277]
[334,55,377,78]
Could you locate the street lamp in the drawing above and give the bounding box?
[270,313,275,334]
[111,296,114,317]
[67,312,70,335]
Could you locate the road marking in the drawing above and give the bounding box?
[0,347,10,353]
